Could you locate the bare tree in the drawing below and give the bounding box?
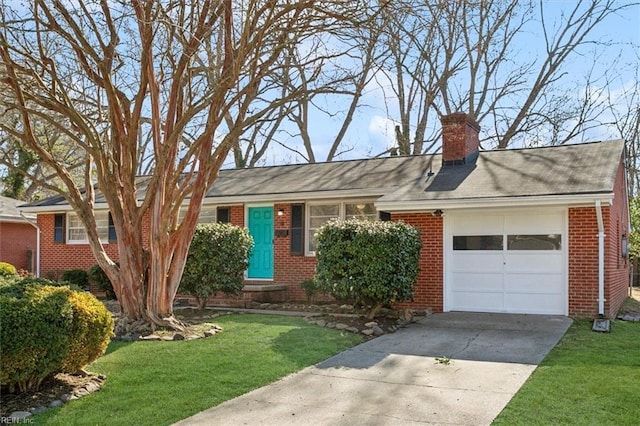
[607,51,640,197]
[0,0,366,329]
[379,0,467,155]
[379,0,633,153]
[224,4,388,166]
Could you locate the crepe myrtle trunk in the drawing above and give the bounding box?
[92,203,195,331]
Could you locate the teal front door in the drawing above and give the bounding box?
[247,207,274,279]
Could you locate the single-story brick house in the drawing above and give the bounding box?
[0,195,38,273]
[20,113,630,318]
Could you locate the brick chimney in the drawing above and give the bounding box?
[440,112,480,166]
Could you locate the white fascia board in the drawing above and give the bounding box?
[20,188,393,213]
[0,215,35,223]
[202,188,392,205]
[375,193,615,212]
[18,204,111,213]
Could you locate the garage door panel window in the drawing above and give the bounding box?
[507,234,561,250]
[453,235,503,251]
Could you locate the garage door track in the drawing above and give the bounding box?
[175,312,573,426]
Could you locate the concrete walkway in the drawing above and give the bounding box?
[174,312,572,426]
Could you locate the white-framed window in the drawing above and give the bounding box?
[306,201,376,255]
[178,206,217,224]
[67,211,110,244]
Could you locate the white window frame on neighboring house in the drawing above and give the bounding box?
[67,211,110,244]
[305,200,377,255]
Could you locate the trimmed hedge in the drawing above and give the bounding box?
[0,279,114,393]
[314,218,422,319]
[88,264,116,299]
[180,223,254,309]
[61,269,90,290]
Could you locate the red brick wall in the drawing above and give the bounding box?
[0,221,37,271]
[228,205,244,227]
[568,207,600,317]
[38,214,120,279]
[392,213,444,313]
[568,158,631,318]
[440,113,480,163]
[272,203,317,301]
[605,159,630,317]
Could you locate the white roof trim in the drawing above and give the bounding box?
[197,188,392,205]
[375,193,615,212]
[20,191,615,215]
[0,215,35,223]
[20,188,393,213]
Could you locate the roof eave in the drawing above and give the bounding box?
[375,192,615,212]
[202,187,395,205]
[0,215,35,223]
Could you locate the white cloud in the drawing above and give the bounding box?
[368,115,398,150]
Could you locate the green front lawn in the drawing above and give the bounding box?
[34,314,363,426]
[494,319,640,425]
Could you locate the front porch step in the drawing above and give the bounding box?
[242,284,287,292]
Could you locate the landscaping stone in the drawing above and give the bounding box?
[31,406,47,414]
[173,333,186,341]
[364,321,378,328]
[346,327,359,333]
[49,400,64,408]
[316,320,326,327]
[618,313,640,322]
[75,389,89,397]
[335,323,349,330]
[372,326,385,336]
[361,329,374,336]
[139,334,161,341]
[204,329,217,337]
[8,411,31,420]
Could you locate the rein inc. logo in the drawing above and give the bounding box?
[1,415,36,424]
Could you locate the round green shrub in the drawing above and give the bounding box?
[61,291,114,373]
[0,279,114,393]
[88,264,116,299]
[314,218,422,319]
[61,269,89,290]
[0,261,18,277]
[180,223,254,309]
[16,276,81,290]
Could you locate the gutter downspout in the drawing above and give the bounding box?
[595,201,605,316]
[20,212,40,278]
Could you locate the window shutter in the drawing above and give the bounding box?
[379,211,392,221]
[217,207,231,224]
[290,204,305,255]
[54,214,65,243]
[108,213,117,242]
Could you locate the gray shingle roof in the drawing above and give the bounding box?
[378,139,624,204]
[19,139,624,210]
[0,195,36,222]
[206,154,429,199]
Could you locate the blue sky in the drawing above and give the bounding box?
[244,1,640,167]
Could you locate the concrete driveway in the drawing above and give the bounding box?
[174,312,572,426]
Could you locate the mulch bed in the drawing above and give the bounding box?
[1,373,102,417]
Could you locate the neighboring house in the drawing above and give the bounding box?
[20,113,631,318]
[0,195,38,273]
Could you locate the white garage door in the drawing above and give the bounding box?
[445,209,566,315]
